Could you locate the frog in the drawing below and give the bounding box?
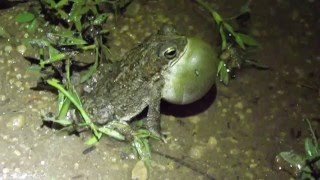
[81,25,219,138]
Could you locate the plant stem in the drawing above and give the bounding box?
[306,119,319,149]
[47,79,99,137]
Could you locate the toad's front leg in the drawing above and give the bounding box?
[145,85,162,139]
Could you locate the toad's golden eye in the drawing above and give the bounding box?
[159,43,177,60]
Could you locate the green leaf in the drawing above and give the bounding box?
[93,13,109,25]
[223,23,245,49]
[47,31,87,46]
[80,46,99,83]
[85,134,101,145]
[240,1,251,14]
[26,64,42,73]
[196,0,222,24]
[237,33,259,47]
[69,2,84,31]
[45,0,56,8]
[234,34,245,49]
[61,35,87,46]
[305,138,318,157]
[28,39,50,48]
[57,9,69,20]
[43,118,73,126]
[98,127,125,141]
[16,11,35,23]
[27,19,38,33]
[211,10,223,25]
[219,25,227,50]
[278,151,306,168]
[56,0,69,8]
[217,61,224,76]
[134,129,161,140]
[40,52,66,66]
[48,45,61,59]
[132,137,151,161]
[46,79,100,137]
[58,91,66,112]
[218,63,229,85]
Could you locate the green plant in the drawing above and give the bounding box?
[196,0,259,85]
[276,119,320,179]
[10,0,157,163]
[39,0,108,32]
[15,11,39,32]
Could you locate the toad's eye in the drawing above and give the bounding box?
[159,43,177,60]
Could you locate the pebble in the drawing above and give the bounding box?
[230,149,239,155]
[7,114,26,130]
[0,95,6,101]
[246,108,252,114]
[238,112,245,120]
[4,45,12,54]
[131,160,148,180]
[189,116,201,124]
[16,45,27,55]
[189,145,205,159]
[250,163,257,168]
[3,168,9,174]
[74,163,79,170]
[14,150,21,156]
[234,102,243,109]
[207,136,218,148]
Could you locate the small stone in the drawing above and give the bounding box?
[15,81,22,88]
[234,102,243,109]
[249,163,257,168]
[16,74,22,79]
[132,160,148,180]
[23,33,29,38]
[230,149,239,155]
[16,45,27,55]
[277,90,284,95]
[189,116,201,124]
[7,114,25,130]
[207,136,218,148]
[74,163,79,170]
[238,113,245,120]
[2,168,9,174]
[14,150,21,156]
[120,25,129,33]
[0,95,6,101]
[245,172,254,179]
[14,168,20,173]
[189,145,205,159]
[114,40,121,46]
[168,116,175,121]
[4,45,12,54]
[246,108,252,114]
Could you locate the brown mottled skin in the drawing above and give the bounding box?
[82,25,188,137]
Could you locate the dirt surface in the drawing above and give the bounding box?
[0,0,319,179]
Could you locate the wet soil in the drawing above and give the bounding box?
[0,0,319,179]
